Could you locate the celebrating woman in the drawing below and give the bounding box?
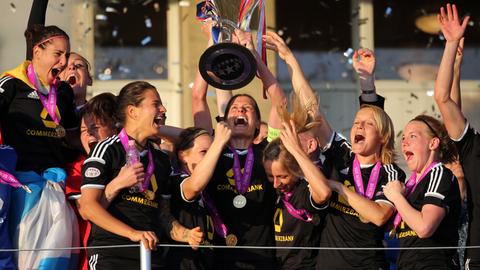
[384,115,461,269]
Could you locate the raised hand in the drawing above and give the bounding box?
[279,120,303,155]
[233,29,255,52]
[454,37,465,67]
[213,121,231,147]
[352,48,375,77]
[263,30,292,61]
[437,3,469,43]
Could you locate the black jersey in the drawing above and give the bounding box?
[396,163,460,270]
[0,63,77,173]
[453,123,480,262]
[206,140,276,270]
[318,132,406,270]
[81,135,171,261]
[274,179,327,270]
[167,173,214,270]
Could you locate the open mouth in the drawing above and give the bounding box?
[404,151,414,161]
[154,114,166,126]
[67,75,77,85]
[354,134,365,143]
[51,68,60,78]
[88,140,98,151]
[234,116,247,126]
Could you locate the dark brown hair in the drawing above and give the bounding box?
[117,81,157,125]
[263,138,302,178]
[411,115,457,164]
[224,94,262,137]
[25,24,69,52]
[82,93,119,132]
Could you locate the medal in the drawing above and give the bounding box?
[143,189,155,200]
[225,234,238,246]
[388,228,396,239]
[55,125,66,138]
[233,194,247,208]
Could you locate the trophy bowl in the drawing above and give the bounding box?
[199,42,257,90]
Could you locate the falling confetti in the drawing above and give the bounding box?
[384,6,392,18]
[10,2,16,13]
[95,14,107,20]
[439,33,445,41]
[84,27,92,35]
[396,131,402,138]
[143,0,153,6]
[141,36,152,46]
[145,17,152,28]
[112,29,118,37]
[154,2,160,12]
[123,7,128,13]
[410,93,418,99]
[105,7,119,13]
[343,48,354,58]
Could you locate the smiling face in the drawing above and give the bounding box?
[179,134,213,174]
[59,53,92,103]
[80,115,116,154]
[130,89,167,138]
[32,37,70,85]
[226,96,259,140]
[350,108,383,160]
[401,121,438,173]
[264,159,298,194]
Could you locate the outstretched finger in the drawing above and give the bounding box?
[446,4,453,21]
[461,16,470,30]
[452,4,459,21]
[440,7,446,21]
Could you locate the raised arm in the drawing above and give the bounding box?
[235,29,287,130]
[352,48,383,107]
[280,121,331,204]
[434,4,470,140]
[181,123,231,201]
[26,0,49,60]
[450,37,464,108]
[263,31,318,118]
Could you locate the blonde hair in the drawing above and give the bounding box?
[357,105,396,164]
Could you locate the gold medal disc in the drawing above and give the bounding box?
[225,234,238,246]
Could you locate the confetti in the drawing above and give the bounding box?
[384,6,392,18]
[179,0,190,7]
[10,2,16,13]
[343,48,354,58]
[112,29,118,37]
[123,7,128,13]
[468,21,474,27]
[438,33,445,41]
[277,29,284,36]
[188,82,194,89]
[95,14,108,20]
[426,90,434,97]
[410,93,418,99]
[105,7,119,13]
[154,2,160,12]
[145,17,152,28]
[143,0,153,6]
[141,36,152,46]
[84,27,92,35]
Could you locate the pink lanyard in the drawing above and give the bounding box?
[281,190,313,222]
[352,155,381,199]
[0,169,31,193]
[229,146,254,194]
[26,63,60,125]
[391,162,439,230]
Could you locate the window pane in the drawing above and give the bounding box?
[374,0,480,81]
[94,0,168,80]
[275,0,352,84]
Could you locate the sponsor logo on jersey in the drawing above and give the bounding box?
[84,167,101,178]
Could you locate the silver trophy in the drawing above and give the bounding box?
[198,0,262,90]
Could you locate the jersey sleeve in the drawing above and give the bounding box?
[297,180,329,213]
[81,140,115,190]
[0,77,16,115]
[323,132,353,171]
[374,164,406,206]
[422,165,456,208]
[453,123,479,163]
[359,94,385,110]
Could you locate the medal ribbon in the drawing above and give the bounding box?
[118,129,154,192]
[282,191,313,222]
[238,0,267,65]
[352,155,381,200]
[26,63,60,125]
[230,146,254,194]
[391,162,439,231]
[0,169,31,193]
[202,192,228,238]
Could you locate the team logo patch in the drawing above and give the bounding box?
[27,91,39,99]
[84,167,101,178]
